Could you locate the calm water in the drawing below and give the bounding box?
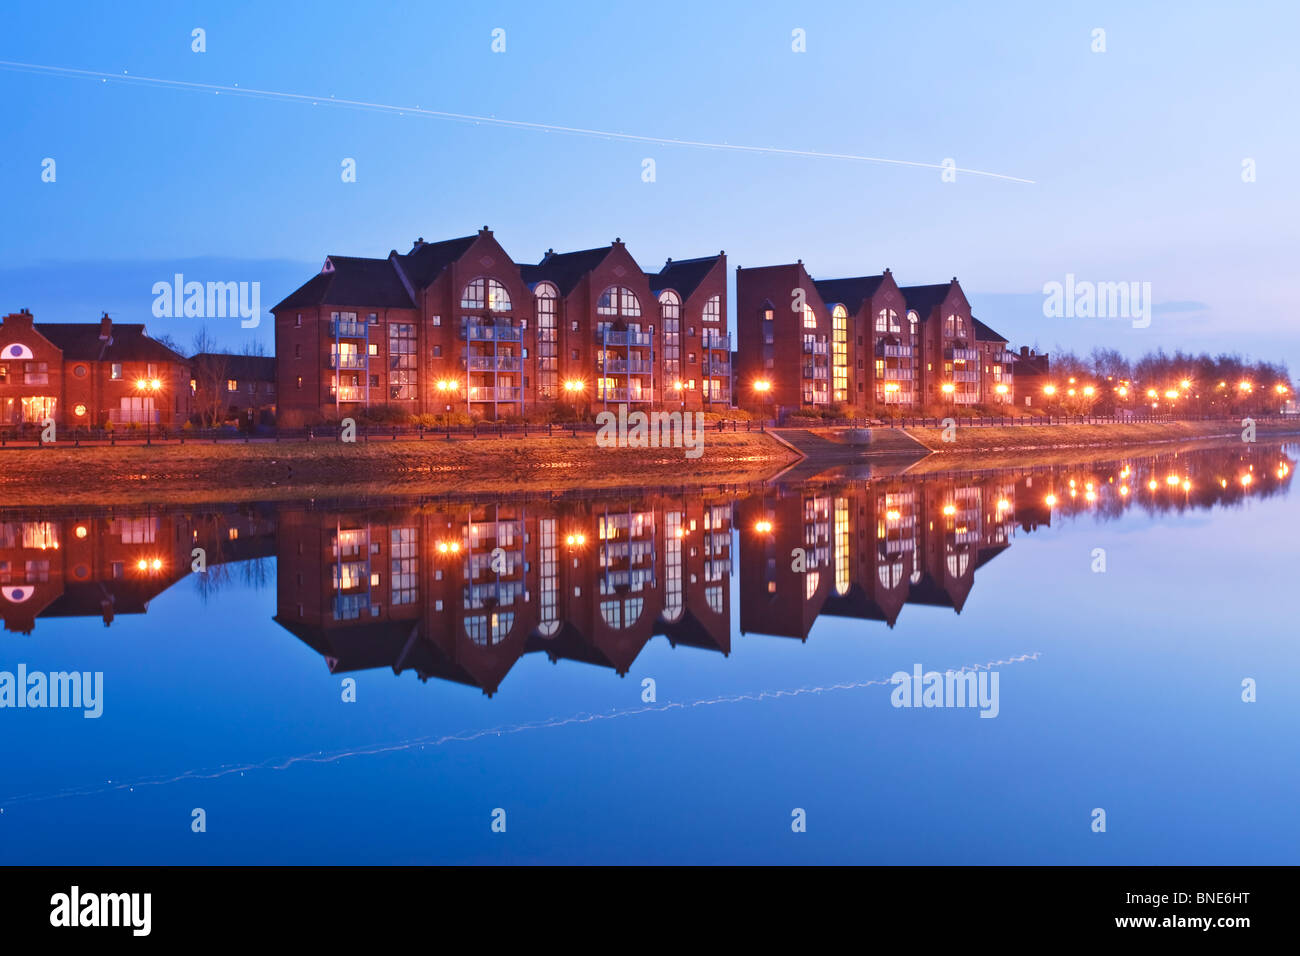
[1,441,1296,864]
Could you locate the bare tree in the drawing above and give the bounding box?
[191,325,232,427]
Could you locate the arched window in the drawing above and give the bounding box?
[702,294,721,324]
[802,303,817,329]
[461,277,512,312]
[465,611,514,646]
[907,311,918,339]
[597,286,640,318]
[660,290,681,380]
[832,305,848,403]
[876,309,901,334]
[535,282,559,399]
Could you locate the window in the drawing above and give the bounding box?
[536,283,559,398]
[227,379,238,392]
[368,313,379,325]
[659,290,680,380]
[73,364,88,378]
[702,295,721,325]
[368,343,378,356]
[432,345,442,357]
[461,278,512,312]
[802,304,817,329]
[295,313,303,327]
[431,315,441,327]
[23,362,49,385]
[876,309,900,334]
[296,376,303,390]
[111,363,123,381]
[294,344,301,358]
[388,323,417,399]
[596,286,641,317]
[391,527,418,605]
[832,305,848,402]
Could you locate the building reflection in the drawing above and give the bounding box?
[1,443,1293,693]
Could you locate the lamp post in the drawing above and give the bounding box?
[563,378,587,422]
[435,378,459,431]
[673,379,685,414]
[135,377,162,445]
[752,378,772,423]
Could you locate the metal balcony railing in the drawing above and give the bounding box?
[330,386,366,402]
[467,355,521,371]
[329,354,368,370]
[599,329,653,347]
[946,347,979,361]
[802,341,829,354]
[330,319,367,338]
[882,368,914,381]
[466,386,522,402]
[953,370,980,383]
[466,323,522,343]
[702,333,731,350]
[877,343,913,358]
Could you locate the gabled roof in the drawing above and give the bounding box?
[972,318,1009,343]
[192,353,276,380]
[899,282,954,318]
[648,254,722,300]
[390,235,478,288]
[811,275,887,315]
[520,246,613,296]
[273,255,416,311]
[36,323,188,364]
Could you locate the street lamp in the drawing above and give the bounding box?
[752,379,772,421]
[563,378,587,419]
[435,378,459,430]
[673,379,685,413]
[135,377,162,445]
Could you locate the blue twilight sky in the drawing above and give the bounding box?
[1,1,1297,370]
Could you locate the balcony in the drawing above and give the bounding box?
[702,333,731,351]
[881,367,913,381]
[802,340,829,355]
[804,367,828,381]
[466,323,522,343]
[596,387,651,403]
[466,386,522,403]
[946,347,978,361]
[706,361,731,376]
[330,319,367,338]
[601,358,655,375]
[329,354,368,370]
[331,386,366,402]
[467,355,521,371]
[953,370,980,383]
[877,343,913,358]
[599,329,653,347]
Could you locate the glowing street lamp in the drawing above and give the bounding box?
[1082,385,1095,397]
[1043,385,1057,396]
[134,376,162,446]
[753,520,773,534]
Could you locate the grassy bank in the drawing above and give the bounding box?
[0,432,798,506]
[902,419,1300,453]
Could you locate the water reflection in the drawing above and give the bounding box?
[2,443,1293,695]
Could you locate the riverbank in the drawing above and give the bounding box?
[3,420,1297,506]
[900,419,1300,453]
[0,432,798,506]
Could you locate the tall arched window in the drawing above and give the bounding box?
[832,305,848,402]
[802,303,817,329]
[535,282,559,399]
[597,286,640,318]
[876,309,900,334]
[461,278,512,312]
[659,290,681,381]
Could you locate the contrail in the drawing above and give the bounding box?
[0,653,1039,809]
[0,59,1036,184]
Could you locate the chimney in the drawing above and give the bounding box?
[99,312,112,340]
[1020,346,1029,358]
[2,309,34,330]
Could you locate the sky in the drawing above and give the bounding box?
[1,0,1297,371]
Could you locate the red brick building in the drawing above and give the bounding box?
[0,310,192,432]
[272,229,729,425]
[733,261,834,415]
